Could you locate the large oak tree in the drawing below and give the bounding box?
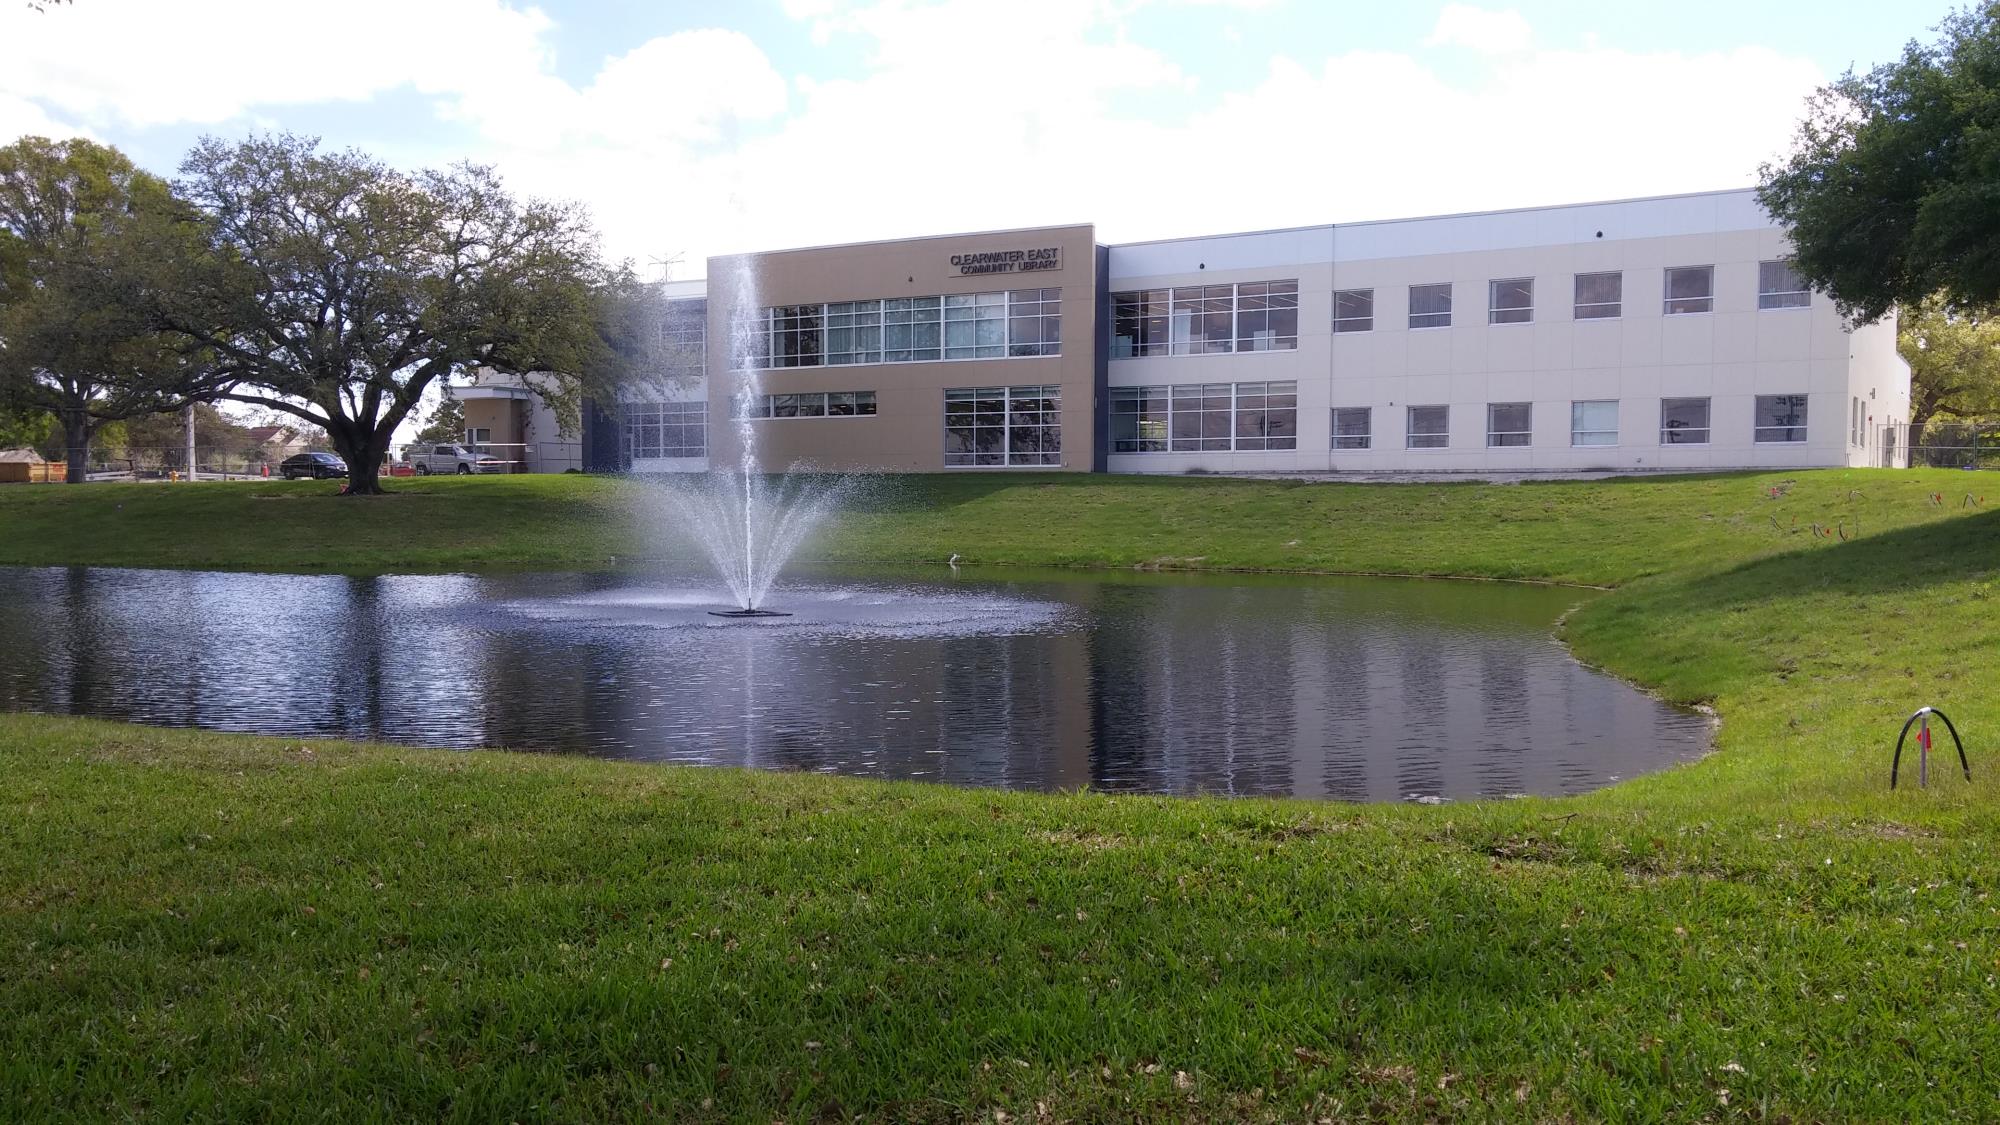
[0,136,225,482]
[169,134,616,494]
[1758,3,2000,323]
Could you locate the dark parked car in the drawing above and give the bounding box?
[279,452,347,479]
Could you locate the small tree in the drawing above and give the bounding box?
[1759,3,2000,322]
[166,134,615,494]
[411,393,465,446]
[0,136,225,482]
[1900,298,2000,428]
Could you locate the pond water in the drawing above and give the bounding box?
[0,565,1709,802]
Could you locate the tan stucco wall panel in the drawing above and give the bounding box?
[704,224,1098,473]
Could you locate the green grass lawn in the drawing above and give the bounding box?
[3,468,1999,1120]
[0,467,1988,584]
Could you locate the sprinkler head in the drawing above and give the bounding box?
[708,608,793,619]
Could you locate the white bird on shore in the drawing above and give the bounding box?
[948,553,961,567]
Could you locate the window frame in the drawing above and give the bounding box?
[735,390,878,420]
[1754,393,1809,443]
[1486,402,1533,448]
[944,384,1062,467]
[623,400,709,460]
[1659,397,1711,446]
[1758,259,1811,310]
[742,289,1059,370]
[1108,382,1298,453]
[1409,283,1452,330]
[1406,404,1450,449]
[1488,277,1534,325]
[1664,265,1715,315]
[1569,399,1618,447]
[1331,406,1372,450]
[1332,288,1374,334]
[1573,271,1622,320]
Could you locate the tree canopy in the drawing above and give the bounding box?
[164,134,619,493]
[1899,298,2000,427]
[410,394,465,446]
[1759,2,2000,323]
[0,136,226,481]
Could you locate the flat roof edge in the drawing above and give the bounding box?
[710,221,1096,263]
[1105,186,1764,250]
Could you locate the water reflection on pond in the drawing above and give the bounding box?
[0,565,1709,801]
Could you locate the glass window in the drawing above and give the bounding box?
[883,297,942,363]
[1759,260,1810,309]
[1110,385,1169,452]
[1571,400,1618,446]
[1333,289,1374,333]
[1660,397,1710,445]
[1111,289,1170,358]
[1007,288,1061,357]
[1664,266,1714,315]
[1407,405,1449,449]
[943,292,1007,360]
[1332,407,1371,450]
[658,298,707,376]
[1171,383,1235,451]
[945,385,1060,466]
[1117,382,1295,452]
[1171,285,1236,355]
[623,401,707,459]
[1231,380,1297,450]
[769,305,825,367]
[825,300,883,365]
[1489,278,1534,324]
[1755,394,1808,443]
[1409,283,1452,329]
[1851,395,1862,446]
[1574,272,1621,319]
[739,390,877,419]
[1235,281,1299,352]
[1487,402,1532,447]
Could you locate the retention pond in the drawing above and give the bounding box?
[0,564,1709,802]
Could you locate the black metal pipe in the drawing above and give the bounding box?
[1891,706,1971,789]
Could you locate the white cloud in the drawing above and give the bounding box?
[0,0,1825,274]
[1426,4,1532,54]
[0,0,558,129]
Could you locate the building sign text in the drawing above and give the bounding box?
[949,247,1062,276]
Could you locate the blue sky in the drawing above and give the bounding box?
[1,0,1963,272]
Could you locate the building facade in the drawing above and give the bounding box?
[579,188,1912,476]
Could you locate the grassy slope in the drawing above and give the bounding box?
[0,467,1985,584]
[3,469,1999,1120]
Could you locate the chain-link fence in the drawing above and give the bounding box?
[72,446,331,481]
[1879,420,2000,470]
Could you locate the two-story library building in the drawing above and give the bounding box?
[585,188,1912,476]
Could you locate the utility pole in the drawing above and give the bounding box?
[184,404,196,482]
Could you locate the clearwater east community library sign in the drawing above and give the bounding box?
[949,247,1062,276]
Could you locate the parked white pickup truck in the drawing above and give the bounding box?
[406,443,506,475]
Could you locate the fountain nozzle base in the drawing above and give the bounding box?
[708,608,794,619]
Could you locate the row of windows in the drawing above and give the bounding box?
[733,390,878,419]
[1331,261,1811,333]
[944,385,1062,467]
[1313,395,1809,451]
[734,289,1060,369]
[1111,281,1300,358]
[1109,381,1300,453]
[623,401,708,460]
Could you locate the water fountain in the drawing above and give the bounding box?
[656,259,849,619]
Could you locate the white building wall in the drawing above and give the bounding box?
[1105,189,1913,474]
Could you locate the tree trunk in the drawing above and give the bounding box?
[328,422,392,495]
[61,408,90,485]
